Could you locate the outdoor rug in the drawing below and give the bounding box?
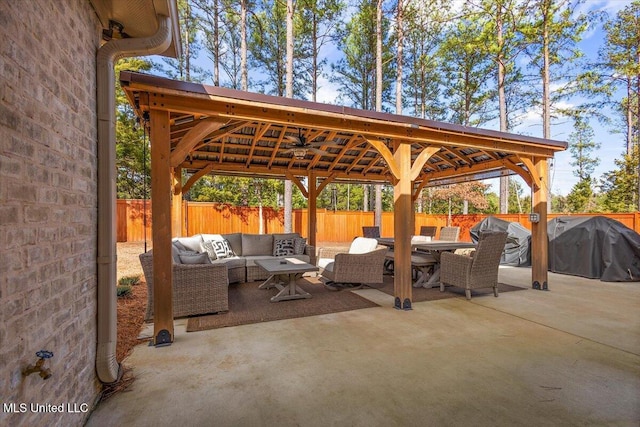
[377,276,528,302]
[186,278,379,332]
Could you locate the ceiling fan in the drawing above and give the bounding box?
[282,130,342,159]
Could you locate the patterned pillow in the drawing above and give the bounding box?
[200,240,218,262]
[273,238,295,256]
[293,237,307,255]
[212,239,234,259]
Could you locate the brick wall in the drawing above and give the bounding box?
[0,1,102,425]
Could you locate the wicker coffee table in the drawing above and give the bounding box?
[255,258,319,302]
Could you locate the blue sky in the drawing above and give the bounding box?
[181,0,633,198]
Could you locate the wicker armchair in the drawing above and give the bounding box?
[439,231,508,300]
[139,251,229,320]
[319,237,387,289]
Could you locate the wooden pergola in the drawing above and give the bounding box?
[120,71,567,346]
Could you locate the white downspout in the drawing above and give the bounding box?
[96,15,172,383]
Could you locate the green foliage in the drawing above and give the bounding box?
[189,175,283,207]
[567,177,594,212]
[439,15,495,126]
[115,59,152,199]
[403,0,449,120]
[599,147,639,212]
[331,0,394,110]
[116,284,133,298]
[118,275,141,287]
[568,117,600,180]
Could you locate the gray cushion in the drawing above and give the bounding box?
[293,237,307,255]
[211,256,246,269]
[175,235,204,252]
[242,234,274,256]
[222,233,243,256]
[274,238,295,256]
[179,253,211,264]
[272,233,300,241]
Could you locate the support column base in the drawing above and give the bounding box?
[153,329,173,347]
[532,281,549,291]
[394,297,413,311]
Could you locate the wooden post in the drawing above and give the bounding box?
[172,167,183,237]
[150,108,174,345]
[393,143,413,309]
[531,156,549,290]
[307,171,317,248]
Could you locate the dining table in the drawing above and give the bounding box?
[377,237,477,287]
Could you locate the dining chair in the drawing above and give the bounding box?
[362,226,381,238]
[419,226,438,238]
[439,231,508,300]
[439,226,460,241]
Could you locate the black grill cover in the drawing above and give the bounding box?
[470,217,531,266]
[548,216,640,282]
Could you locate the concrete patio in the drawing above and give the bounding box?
[87,267,640,426]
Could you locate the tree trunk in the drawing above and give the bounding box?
[374,0,383,229]
[284,0,295,232]
[542,9,552,213]
[241,0,248,91]
[497,5,509,214]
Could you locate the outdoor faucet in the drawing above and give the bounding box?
[23,350,53,380]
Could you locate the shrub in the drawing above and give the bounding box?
[118,275,141,287]
[117,284,132,298]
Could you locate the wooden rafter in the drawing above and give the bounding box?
[170,118,228,167]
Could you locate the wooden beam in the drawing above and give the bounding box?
[518,156,542,190]
[308,170,317,248]
[393,143,413,310]
[170,118,228,167]
[246,123,271,166]
[182,164,214,193]
[410,146,440,181]
[308,130,338,169]
[328,134,361,172]
[317,172,337,194]
[141,93,560,157]
[268,125,288,168]
[285,171,308,198]
[531,156,549,291]
[181,160,390,183]
[172,167,183,237]
[362,136,400,179]
[150,108,174,345]
[412,178,430,202]
[502,158,533,188]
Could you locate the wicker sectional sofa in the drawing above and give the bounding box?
[139,232,316,319]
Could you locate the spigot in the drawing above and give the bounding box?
[23,350,53,380]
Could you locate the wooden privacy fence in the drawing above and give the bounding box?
[117,199,640,243]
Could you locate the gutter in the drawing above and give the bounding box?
[96,15,172,383]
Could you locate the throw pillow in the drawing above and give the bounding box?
[293,237,307,255]
[200,240,218,262]
[212,239,234,259]
[274,238,295,256]
[179,253,211,264]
